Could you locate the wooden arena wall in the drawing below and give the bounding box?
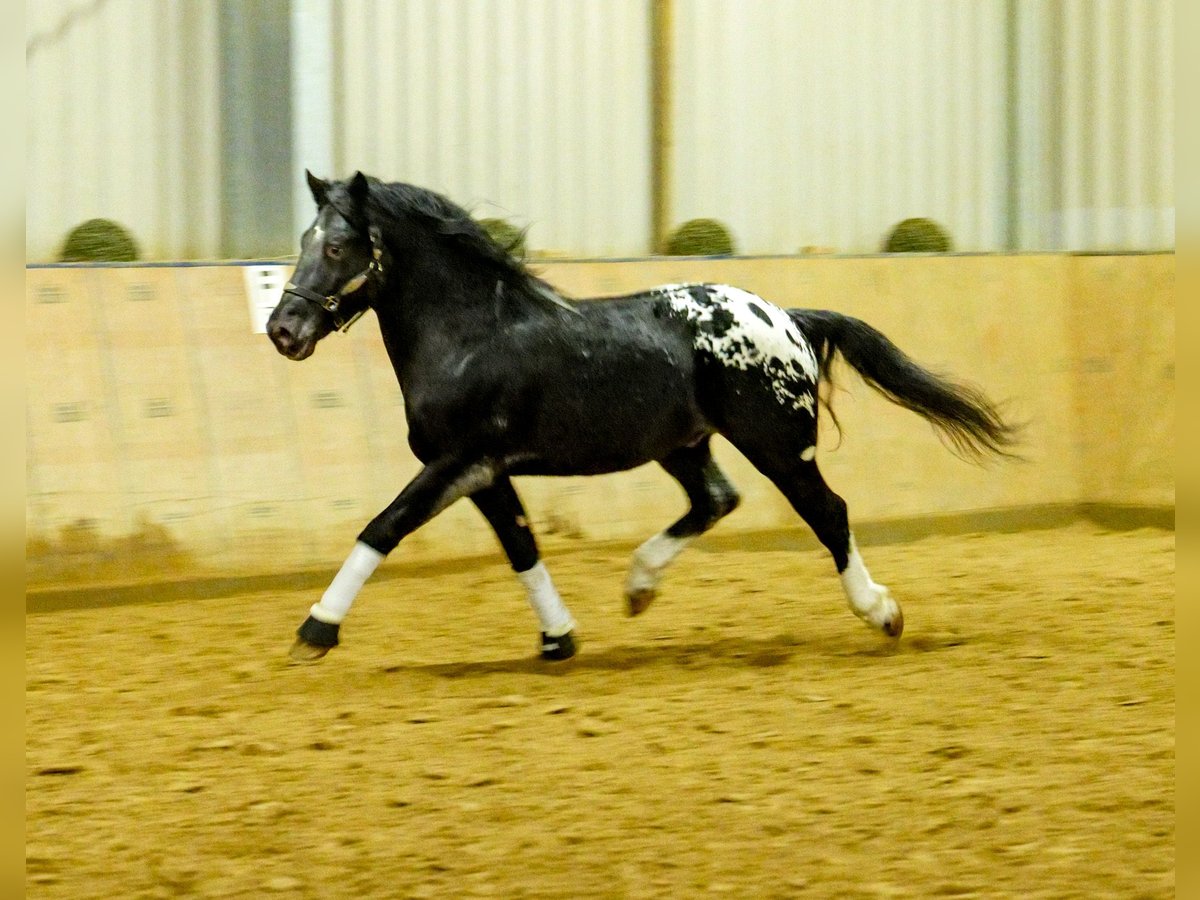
[25,254,1174,589]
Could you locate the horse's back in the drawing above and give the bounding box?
[432,283,823,474]
[567,283,824,458]
[637,284,820,416]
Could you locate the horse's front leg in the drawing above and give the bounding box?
[290,457,496,661]
[471,477,577,660]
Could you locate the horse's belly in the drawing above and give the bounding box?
[517,364,707,473]
[524,406,706,474]
[407,307,707,472]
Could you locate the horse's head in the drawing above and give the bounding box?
[266,171,385,360]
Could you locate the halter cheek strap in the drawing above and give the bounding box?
[283,225,385,332]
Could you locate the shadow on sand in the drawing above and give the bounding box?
[376,629,950,680]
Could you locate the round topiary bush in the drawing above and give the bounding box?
[665,218,736,256]
[883,217,953,253]
[477,217,527,257]
[58,218,140,262]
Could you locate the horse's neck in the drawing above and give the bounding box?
[375,260,524,390]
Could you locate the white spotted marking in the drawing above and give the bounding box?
[656,284,818,413]
[800,445,817,461]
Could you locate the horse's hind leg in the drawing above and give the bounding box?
[472,477,577,660]
[745,451,903,637]
[626,439,740,615]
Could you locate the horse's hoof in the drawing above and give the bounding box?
[626,588,656,617]
[296,615,339,648]
[541,631,577,661]
[289,638,331,663]
[882,608,904,638]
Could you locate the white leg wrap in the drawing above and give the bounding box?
[310,542,385,625]
[839,534,899,629]
[626,531,692,595]
[517,562,575,637]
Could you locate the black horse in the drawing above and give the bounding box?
[267,171,1016,663]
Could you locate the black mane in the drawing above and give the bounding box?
[330,177,564,305]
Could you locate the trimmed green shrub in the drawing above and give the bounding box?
[665,218,736,256]
[58,218,140,262]
[883,217,953,253]
[477,217,527,257]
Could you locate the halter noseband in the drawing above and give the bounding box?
[282,224,385,332]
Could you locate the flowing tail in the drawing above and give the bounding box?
[788,308,1020,462]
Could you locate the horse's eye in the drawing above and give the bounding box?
[325,244,343,260]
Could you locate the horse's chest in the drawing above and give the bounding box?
[402,388,476,460]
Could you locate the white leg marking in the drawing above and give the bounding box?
[800,445,817,461]
[517,562,575,637]
[310,542,385,624]
[627,531,692,596]
[839,534,902,632]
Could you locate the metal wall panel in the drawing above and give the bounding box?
[1043,0,1174,250]
[670,0,1174,255]
[26,0,1173,260]
[26,0,223,261]
[333,0,653,257]
[671,0,1010,254]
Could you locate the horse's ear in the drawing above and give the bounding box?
[306,170,329,208]
[348,171,370,208]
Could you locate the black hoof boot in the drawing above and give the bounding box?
[540,631,577,661]
[290,616,340,662]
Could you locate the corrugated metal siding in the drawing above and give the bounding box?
[25,0,1173,260]
[1044,0,1174,250]
[334,0,653,257]
[26,1,223,261]
[670,0,1173,255]
[671,0,1009,254]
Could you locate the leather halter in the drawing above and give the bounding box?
[282,224,385,332]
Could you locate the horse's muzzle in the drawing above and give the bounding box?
[265,319,310,359]
[266,303,324,360]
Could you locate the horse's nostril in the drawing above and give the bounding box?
[272,322,294,345]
